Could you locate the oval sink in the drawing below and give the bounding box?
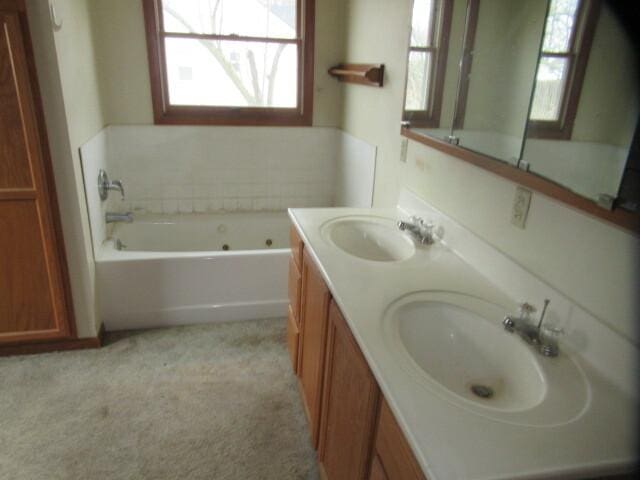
[321,216,415,262]
[382,291,590,427]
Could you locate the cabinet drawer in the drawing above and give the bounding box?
[287,306,299,373]
[290,225,304,270]
[373,398,426,480]
[288,257,302,320]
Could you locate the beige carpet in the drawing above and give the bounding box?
[0,319,318,480]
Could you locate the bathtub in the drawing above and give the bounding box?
[96,212,291,331]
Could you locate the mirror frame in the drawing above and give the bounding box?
[401,127,640,232]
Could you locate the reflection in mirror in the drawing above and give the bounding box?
[452,0,549,164]
[522,0,639,206]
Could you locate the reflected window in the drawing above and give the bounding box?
[143,0,314,125]
[529,0,600,138]
[404,0,453,127]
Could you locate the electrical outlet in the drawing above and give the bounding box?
[511,186,532,229]
[400,137,408,163]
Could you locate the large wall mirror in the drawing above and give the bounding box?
[402,0,640,229]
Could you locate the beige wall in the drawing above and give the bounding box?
[26,0,106,337]
[572,5,639,147]
[463,0,546,137]
[89,0,346,127]
[341,0,639,341]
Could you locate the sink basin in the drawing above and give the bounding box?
[383,291,590,426]
[321,216,415,262]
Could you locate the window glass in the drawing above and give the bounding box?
[405,51,432,110]
[542,0,580,53]
[410,0,435,47]
[162,0,297,39]
[165,38,298,108]
[530,56,569,120]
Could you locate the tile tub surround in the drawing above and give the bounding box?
[80,125,376,252]
[288,189,638,479]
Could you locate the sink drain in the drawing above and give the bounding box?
[470,384,494,399]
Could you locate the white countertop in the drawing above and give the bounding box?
[289,205,637,480]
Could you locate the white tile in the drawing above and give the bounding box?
[162,199,178,214]
[178,199,193,213]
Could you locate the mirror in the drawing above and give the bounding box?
[523,0,639,205]
[402,0,640,222]
[403,0,548,165]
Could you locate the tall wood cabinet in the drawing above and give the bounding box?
[0,1,75,347]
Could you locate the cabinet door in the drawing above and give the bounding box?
[0,6,73,344]
[298,249,331,448]
[371,398,427,480]
[319,300,380,480]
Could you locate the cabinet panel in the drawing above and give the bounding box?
[0,13,33,190]
[369,454,389,480]
[0,200,55,333]
[319,300,380,479]
[373,398,427,480]
[298,249,331,448]
[289,225,303,270]
[286,305,299,373]
[288,256,302,322]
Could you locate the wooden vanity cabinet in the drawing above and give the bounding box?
[297,248,332,448]
[289,223,426,479]
[318,300,380,479]
[370,398,427,480]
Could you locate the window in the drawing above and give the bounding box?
[142,0,315,125]
[403,0,453,128]
[528,0,600,139]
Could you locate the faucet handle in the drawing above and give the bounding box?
[518,302,536,320]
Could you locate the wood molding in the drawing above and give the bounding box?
[142,0,315,126]
[401,127,640,234]
[0,324,105,357]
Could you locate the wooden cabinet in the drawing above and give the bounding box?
[370,398,427,480]
[319,300,380,480]
[289,223,426,479]
[0,2,74,346]
[298,248,331,448]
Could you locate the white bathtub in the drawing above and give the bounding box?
[96,212,290,331]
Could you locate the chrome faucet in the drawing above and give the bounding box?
[105,212,134,224]
[98,169,125,201]
[397,216,440,245]
[503,299,561,357]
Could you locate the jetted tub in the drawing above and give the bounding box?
[96,212,290,331]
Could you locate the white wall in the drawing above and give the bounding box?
[341,0,639,342]
[26,0,106,337]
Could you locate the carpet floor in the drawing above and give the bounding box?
[0,318,318,480]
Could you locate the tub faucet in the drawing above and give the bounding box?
[106,212,134,224]
[503,299,561,357]
[397,216,440,245]
[98,169,125,200]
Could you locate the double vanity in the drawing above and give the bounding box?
[287,191,637,480]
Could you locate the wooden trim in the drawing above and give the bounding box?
[142,0,314,126]
[401,127,640,233]
[452,0,479,130]
[163,32,298,44]
[0,0,25,12]
[0,324,104,357]
[528,0,601,140]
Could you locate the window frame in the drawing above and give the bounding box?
[527,0,600,140]
[142,0,315,126]
[402,0,454,128]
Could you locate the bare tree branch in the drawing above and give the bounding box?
[164,4,257,104]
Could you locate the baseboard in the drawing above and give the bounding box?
[0,323,106,357]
